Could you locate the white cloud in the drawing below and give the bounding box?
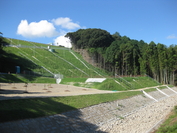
[52,17,81,30]
[54,35,72,48]
[166,34,177,39]
[17,20,58,38]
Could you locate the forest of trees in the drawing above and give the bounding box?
[66,28,177,85]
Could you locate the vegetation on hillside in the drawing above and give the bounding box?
[65,28,114,49]
[0,38,108,79]
[66,28,177,85]
[60,76,160,91]
[155,106,177,133]
[0,37,160,89]
[1,28,177,86]
[0,74,56,83]
[0,90,144,122]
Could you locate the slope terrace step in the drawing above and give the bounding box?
[171,87,177,92]
[147,91,166,100]
[78,94,154,126]
[160,88,176,96]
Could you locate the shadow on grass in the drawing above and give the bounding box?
[0,74,24,83]
[0,98,107,132]
[0,89,45,95]
[0,50,43,82]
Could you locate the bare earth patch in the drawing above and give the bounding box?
[0,83,115,100]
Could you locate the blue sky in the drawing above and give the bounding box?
[0,0,177,47]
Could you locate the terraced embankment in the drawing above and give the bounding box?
[99,88,177,133]
[0,86,177,133]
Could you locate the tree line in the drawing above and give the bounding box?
[66,28,177,85]
[0,32,8,52]
[0,32,4,52]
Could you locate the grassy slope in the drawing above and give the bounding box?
[61,76,161,91]
[0,74,56,83]
[155,106,177,133]
[0,90,143,123]
[3,38,107,78]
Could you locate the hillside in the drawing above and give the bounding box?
[66,28,177,85]
[1,38,107,77]
[0,37,161,90]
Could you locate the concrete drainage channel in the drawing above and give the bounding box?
[0,87,177,133]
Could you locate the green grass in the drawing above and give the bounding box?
[0,74,55,83]
[3,38,107,78]
[157,85,174,90]
[93,79,127,91]
[122,76,161,89]
[0,74,24,83]
[0,74,162,91]
[155,106,177,133]
[59,76,161,91]
[31,76,56,83]
[61,78,132,90]
[0,91,143,123]
[144,88,156,92]
[92,76,160,91]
